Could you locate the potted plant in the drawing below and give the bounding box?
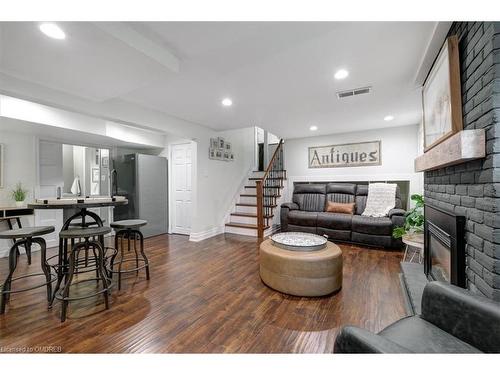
[392,194,424,240]
[11,182,28,208]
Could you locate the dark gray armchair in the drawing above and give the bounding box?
[334,281,500,353]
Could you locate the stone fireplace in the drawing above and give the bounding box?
[424,22,500,301]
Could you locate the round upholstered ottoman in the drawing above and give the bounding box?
[259,238,343,297]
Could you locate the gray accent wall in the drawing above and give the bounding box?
[424,22,500,301]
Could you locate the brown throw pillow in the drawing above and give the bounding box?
[325,201,355,214]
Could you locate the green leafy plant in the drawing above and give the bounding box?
[11,182,28,202]
[392,194,424,239]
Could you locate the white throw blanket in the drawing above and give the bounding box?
[362,183,397,217]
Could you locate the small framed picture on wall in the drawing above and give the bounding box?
[210,138,218,149]
[218,137,225,149]
[422,35,463,151]
[209,148,216,160]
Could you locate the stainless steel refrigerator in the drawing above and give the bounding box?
[112,153,168,237]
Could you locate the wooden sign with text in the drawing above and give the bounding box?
[308,141,381,168]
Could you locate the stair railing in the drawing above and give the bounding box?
[256,139,285,238]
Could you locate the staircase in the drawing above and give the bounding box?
[225,139,286,238]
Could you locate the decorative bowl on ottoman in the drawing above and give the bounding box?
[271,231,328,251]
[259,232,343,297]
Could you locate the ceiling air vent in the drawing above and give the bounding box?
[337,86,372,99]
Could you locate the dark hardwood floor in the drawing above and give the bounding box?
[0,234,407,353]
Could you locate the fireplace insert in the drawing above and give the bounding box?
[424,204,466,288]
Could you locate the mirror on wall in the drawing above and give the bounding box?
[62,144,110,197]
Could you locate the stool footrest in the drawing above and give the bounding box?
[108,258,149,274]
[54,278,113,302]
[1,272,56,294]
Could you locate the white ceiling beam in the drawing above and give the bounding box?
[95,22,180,73]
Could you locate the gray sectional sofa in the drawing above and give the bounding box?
[280,183,405,249]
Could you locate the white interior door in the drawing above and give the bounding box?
[36,140,64,247]
[172,143,192,235]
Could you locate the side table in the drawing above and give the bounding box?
[402,233,424,263]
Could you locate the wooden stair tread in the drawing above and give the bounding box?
[230,212,273,218]
[235,203,277,208]
[244,185,284,189]
[248,177,287,181]
[240,194,281,198]
[225,222,270,230]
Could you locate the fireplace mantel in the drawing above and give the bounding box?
[415,129,485,172]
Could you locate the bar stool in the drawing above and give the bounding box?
[109,220,150,290]
[68,219,106,267]
[1,216,31,264]
[55,226,112,322]
[49,212,108,306]
[0,226,55,315]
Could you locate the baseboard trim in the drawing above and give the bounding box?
[189,226,224,242]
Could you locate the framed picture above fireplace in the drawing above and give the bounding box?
[422,35,463,152]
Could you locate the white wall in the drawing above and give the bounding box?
[0,129,36,256]
[0,130,36,206]
[190,127,256,240]
[284,124,423,202]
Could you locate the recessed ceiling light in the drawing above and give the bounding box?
[39,23,66,40]
[384,115,395,121]
[309,125,318,131]
[334,69,349,80]
[221,98,233,107]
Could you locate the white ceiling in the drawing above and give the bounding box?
[0,21,437,139]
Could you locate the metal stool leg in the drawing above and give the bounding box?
[109,233,119,277]
[16,217,32,265]
[23,237,32,267]
[132,231,139,275]
[94,241,110,310]
[1,244,20,314]
[115,231,127,290]
[138,231,150,280]
[50,238,65,308]
[91,244,99,283]
[117,240,125,290]
[35,238,52,303]
[60,244,78,322]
